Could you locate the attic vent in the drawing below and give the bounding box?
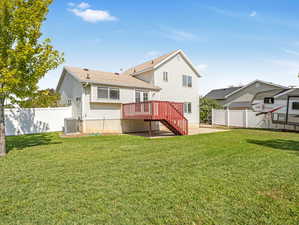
[86,73,90,79]
[83,68,89,71]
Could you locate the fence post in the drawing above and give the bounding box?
[226,108,230,128]
[244,109,248,128]
[211,108,214,127]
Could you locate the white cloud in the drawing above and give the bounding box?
[283,49,299,56]
[69,8,117,23]
[77,2,91,9]
[250,11,257,17]
[164,29,197,41]
[68,2,117,23]
[196,64,208,71]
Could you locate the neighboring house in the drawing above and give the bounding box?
[252,88,299,125]
[205,80,287,110]
[56,49,201,135]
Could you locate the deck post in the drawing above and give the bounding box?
[149,120,152,137]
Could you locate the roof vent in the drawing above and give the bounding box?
[86,73,90,79]
[151,60,154,64]
[133,68,136,73]
[83,68,89,71]
[114,72,120,75]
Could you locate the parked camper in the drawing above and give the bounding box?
[252,88,299,125]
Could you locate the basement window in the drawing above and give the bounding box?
[184,102,192,114]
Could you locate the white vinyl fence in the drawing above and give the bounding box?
[5,107,72,136]
[212,109,272,129]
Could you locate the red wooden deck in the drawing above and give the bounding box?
[122,101,188,135]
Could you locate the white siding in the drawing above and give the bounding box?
[58,72,82,119]
[153,53,200,124]
[89,85,136,104]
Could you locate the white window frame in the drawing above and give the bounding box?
[97,86,120,100]
[163,72,168,82]
[184,102,192,114]
[109,88,120,100]
[135,90,149,103]
[182,75,192,87]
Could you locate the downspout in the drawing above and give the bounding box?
[81,82,89,133]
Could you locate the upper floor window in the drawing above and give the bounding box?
[184,102,192,114]
[182,75,192,87]
[163,72,168,82]
[97,87,119,100]
[264,97,274,104]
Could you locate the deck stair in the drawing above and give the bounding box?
[122,101,188,135]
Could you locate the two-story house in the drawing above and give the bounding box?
[56,49,201,135]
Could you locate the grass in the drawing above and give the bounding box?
[1,129,299,225]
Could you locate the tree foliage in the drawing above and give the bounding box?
[0,0,64,156]
[0,0,64,103]
[18,89,62,108]
[200,97,223,124]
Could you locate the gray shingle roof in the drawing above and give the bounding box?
[205,86,243,100]
[228,101,252,109]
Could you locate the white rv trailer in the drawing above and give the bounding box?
[252,88,299,125]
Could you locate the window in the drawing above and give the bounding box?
[163,72,168,82]
[135,91,141,103]
[292,102,299,110]
[264,97,274,104]
[76,97,81,102]
[184,102,192,114]
[98,87,109,99]
[67,99,72,105]
[97,87,119,100]
[183,75,192,87]
[109,88,120,100]
[143,92,149,102]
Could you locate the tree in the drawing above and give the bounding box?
[200,97,223,124]
[19,89,62,108]
[0,0,64,156]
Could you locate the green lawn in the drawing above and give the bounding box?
[1,130,299,225]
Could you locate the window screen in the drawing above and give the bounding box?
[97,87,109,99]
[110,88,120,100]
[184,102,192,113]
[292,102,299,110]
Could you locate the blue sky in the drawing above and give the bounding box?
[40,0,299,95]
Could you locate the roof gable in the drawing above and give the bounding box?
[122,49,201,77]
[224,80,288,99]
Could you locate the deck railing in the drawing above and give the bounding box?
[122,101,188,135]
